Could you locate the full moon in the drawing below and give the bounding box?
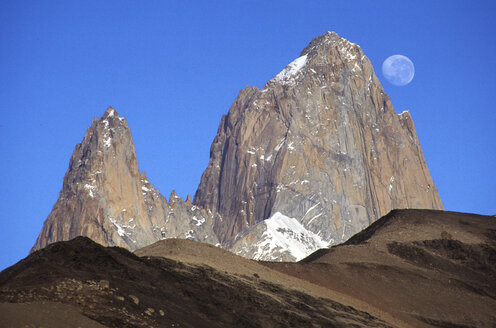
[382,55,415,86]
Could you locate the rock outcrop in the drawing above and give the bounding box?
[32,107,218,252]
[194,32,443,260]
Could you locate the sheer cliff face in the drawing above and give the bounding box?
[32,108,218,252]
[194,32,443,250]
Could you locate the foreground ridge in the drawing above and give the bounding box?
[3,236,393,328]
[4,209,495,327]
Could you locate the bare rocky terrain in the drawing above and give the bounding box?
[265,209,496,328]
[1,238,391,327]
[2,209,495,327]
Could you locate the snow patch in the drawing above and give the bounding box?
[273,54,308,85]
[103,135,112,148]
[253,212,328,261]
[389,176,395,192]
[303,202,320,218]
[100,118,113,147]
[84,184,96,198]
[307,213,323,225]
[192,216,205,226]
[185,230,194,239]
[109,217,126,237]
[274,138,286,152]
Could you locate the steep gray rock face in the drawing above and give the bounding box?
[194,32,443,260]
[32,107,218,252]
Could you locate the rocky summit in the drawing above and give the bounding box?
[194,32,442,260]
[33,32,442,261]
[32,107,218,253]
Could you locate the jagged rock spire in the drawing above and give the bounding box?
[32,108,218,252]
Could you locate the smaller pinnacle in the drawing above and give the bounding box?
[103,106,119,119]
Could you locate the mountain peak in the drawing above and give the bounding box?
[195,32,443,252]
[103,106,118,117]
[299,31,357,57]
[31,105,145,251]
[33,104,220,252]
[268,32,363,87]
[100,106,127,127]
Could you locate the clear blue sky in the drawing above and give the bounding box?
[1,1,495,271]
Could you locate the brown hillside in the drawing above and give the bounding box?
[264,209,496,328]
[0,237,394,328]
[2,209,494,327]
[135,238,407,327]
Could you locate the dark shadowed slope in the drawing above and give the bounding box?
[0,236,392,328]
[264,209,496,328]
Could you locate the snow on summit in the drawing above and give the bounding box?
[273,54,308,85]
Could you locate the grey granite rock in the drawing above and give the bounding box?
[194,32,443,260]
